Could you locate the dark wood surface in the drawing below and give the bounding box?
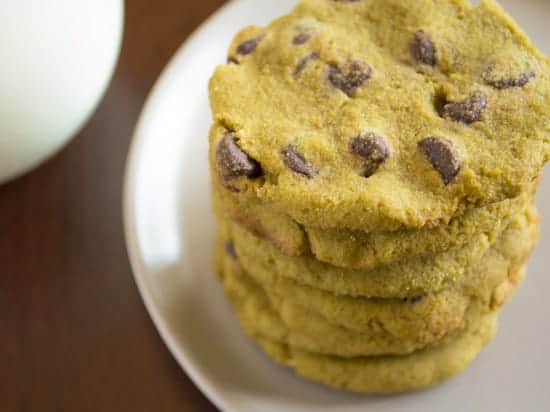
[1,1,227,410]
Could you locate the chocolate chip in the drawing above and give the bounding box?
[225,242,237,259]
[410,30,436,66]
[216,133,262,181]
[418,137,461,185]
[350,133,390,177]
[484,71,535,89]
[282,146,316,178]
[442,91,487,124]
[227,56,239,65]
[403,295,424,304]
[329,61,372,97]
[236,35,264,55]
[294,52,319,76]
[292,33,311,45]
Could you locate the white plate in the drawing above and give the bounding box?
[123,1,550,411]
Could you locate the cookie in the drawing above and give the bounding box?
[253,313,497,394]
[209,0,550,233]
[218,239,524,357]
[214,179,532,267]
[227,207,539,298]
[212,184,308,257]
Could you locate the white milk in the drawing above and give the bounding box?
[0,0,123,183]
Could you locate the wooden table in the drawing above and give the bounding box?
[1,1,226,410]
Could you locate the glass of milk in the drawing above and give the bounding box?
[0,0,124,184]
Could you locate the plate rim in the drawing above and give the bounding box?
[122,2,239,411]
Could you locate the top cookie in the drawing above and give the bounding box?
[209,0,550,231]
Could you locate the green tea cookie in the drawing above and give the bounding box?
[214,179,531,267]
[209,0,550,232]
[253,313,497,394]
[226,207,539,298]
[218,240,524,357]
[212,184,308,257]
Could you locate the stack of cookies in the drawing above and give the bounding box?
[208,0,550,393]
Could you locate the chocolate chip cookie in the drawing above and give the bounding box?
[226,207,538,298]
[210,0,550,232]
